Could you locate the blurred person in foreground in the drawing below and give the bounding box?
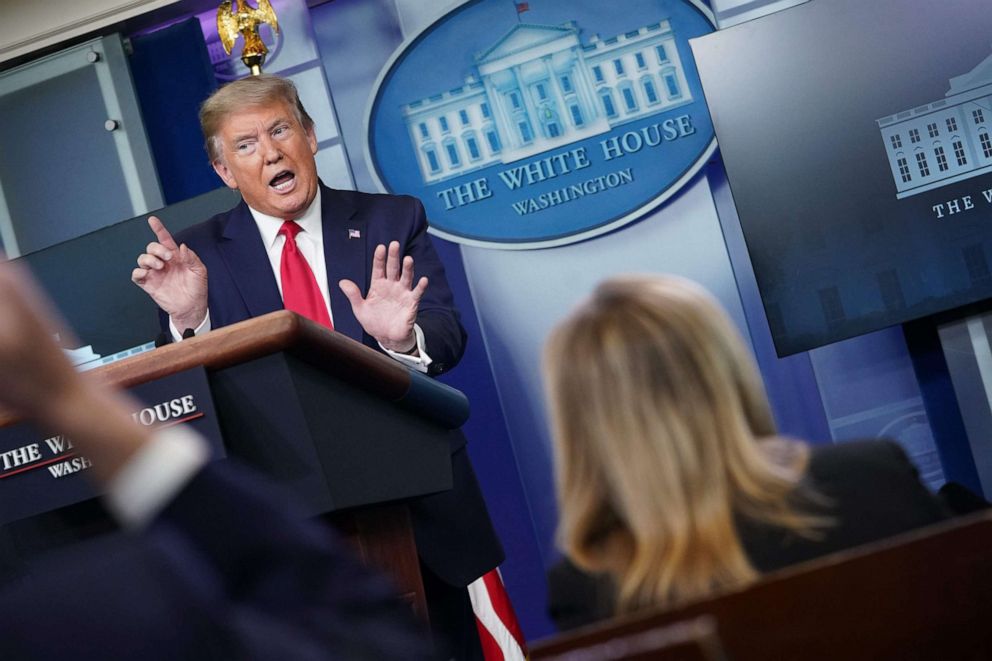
[0,260,429,660]
[542,275,949,631]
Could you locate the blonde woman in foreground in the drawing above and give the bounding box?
[543,275,949,631]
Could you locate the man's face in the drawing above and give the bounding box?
[211,100,319,219]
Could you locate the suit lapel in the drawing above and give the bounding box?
[217,201,284,319]
[321,185,366,342]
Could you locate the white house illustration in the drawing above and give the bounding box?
[878,50,992,199]
[402,20,692,184]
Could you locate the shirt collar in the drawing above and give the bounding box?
[247,187,323,251]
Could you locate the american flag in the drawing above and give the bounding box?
[515,1,530,13]
[469,569,527,660]
[347,228,361,239]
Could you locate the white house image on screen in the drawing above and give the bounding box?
[402,20,692,185]
[878,49,992,199]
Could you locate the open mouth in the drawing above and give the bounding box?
[269,170,296,192]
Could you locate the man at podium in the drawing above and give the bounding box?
[131,74,503,658]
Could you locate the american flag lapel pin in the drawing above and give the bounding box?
[348,229,361,239]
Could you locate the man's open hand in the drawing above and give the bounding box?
[339,241,427,353]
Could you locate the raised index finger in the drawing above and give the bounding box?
[147,216,179,251]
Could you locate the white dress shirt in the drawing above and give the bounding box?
[104,425,209,528]
[169,188,431,372]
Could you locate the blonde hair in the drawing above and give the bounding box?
[544,275,829,612]
[199,74,314,162]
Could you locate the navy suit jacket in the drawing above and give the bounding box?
[2,461,431,660]
[165,184,466,377]
[161,184,503,587]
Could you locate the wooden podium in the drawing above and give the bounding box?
[88,310,468,618]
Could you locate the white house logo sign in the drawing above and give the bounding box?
[366,0,716,248]
[877,47,992,203]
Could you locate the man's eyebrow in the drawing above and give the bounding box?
[228,117,290,144]
[230,128,259,143]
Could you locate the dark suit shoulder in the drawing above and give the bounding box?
[805,439,946,521]
[323,187,426,231]
[173,203,239,245]
[804,439,942,509]
[806,438,916,483]
[810,439,947,523]
[325,186,422,210]
[742,439,948,574]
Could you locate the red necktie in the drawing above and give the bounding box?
[279,220,333,329]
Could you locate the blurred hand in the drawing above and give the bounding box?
[0,259,80,418]
[0,259,149,481]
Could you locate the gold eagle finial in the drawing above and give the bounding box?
[216,0,280,76]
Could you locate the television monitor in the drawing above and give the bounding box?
[690,0,992,355]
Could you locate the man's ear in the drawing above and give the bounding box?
[307,125,317,155]
[212,158,239,190]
